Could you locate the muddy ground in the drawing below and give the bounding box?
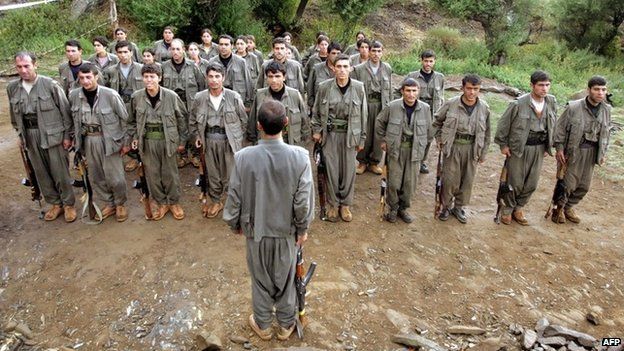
[1,72,623,351]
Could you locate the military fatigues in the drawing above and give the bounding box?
[128,87,188,205]
[433,96,491,209]
[494,94,557,215]
[256,58,305,97]
[554,98,611,208]
[344,43,358,56]
[208,55,254,108]
[406,70,445,164]
[107,40,142,63]
[103,62,144,108]
[153,40,172,62]
[239,53,261,87]
[223,138,314,330]
[306,61,334,110]
[252,49,264,65]
[193,58,211,79]
[58,61,84,96]
[199,42,219,60]
[248,86,310,145]
[351,61,393,166]
[303,53,324,82]
[311,79,368,207]
[376,99,432,211]
[349,54,367,67]
[69,86,128,207]
[189,89,248,203]
[8,75,76,207]
[87,53,120,71]
[161,58,206,112]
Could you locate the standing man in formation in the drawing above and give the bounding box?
[306,42,341,112]
[311,54,367,223]
[69,63,129,222]
[248,62,309,146]
[406,50,445,174]
[9,51,77,222]
[107,27,142,63]
[351,40,392,175]
[190,62,247,218]
[376,78,431,223]
[552,76,611,224]
[153,26,175,62]
[433,74,490,224]
[88,36,119,71]
[224,100,314,341]
[127,64,188,220]
[494,71,557,225]
[257,37,305,96]
[349,38,370,67]
[209,35,254,111]
[59,39,86,96]
[199,29,219,60]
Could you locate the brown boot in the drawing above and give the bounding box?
[512,209,529,226]
[340,205,353,222]
[248,314,272,341]
[153,204,170,221]
[190,156,201,168]
[356,163,366,175]
[564,207,581,223]
[98,205,116,220]
[115,205,128,222]
[44,204,63,221]
[500,214,512,225]
[124,158,139,172]
[205,201,223,218]
[63,205,77,223]
[326,205,340,222]
[170,204,185,220]
[276,323,296,341]
[367,163,383,175]
[551,207,566,224]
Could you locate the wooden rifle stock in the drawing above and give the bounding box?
[134,153,153,220]
[313,142,328,220]
[434,148,444,218]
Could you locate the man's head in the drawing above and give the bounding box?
[92,36,109,54]
[357,39,371,57]
[272,37,287,62]
[169,38,185,63]
[200,28,213,45]
[142,48,156,64]
[218,35,234,57]
[400,78,420,105]
[114,27,128,41]
[141,64,162,91]
[78,63,99,91]
[327,42,342,65]
[587,76,608,104]
[265,61,286,92]
[115,40,132,64]
[14,51,37,82]
[235,35,248,54]
[206,62,225,91]
[355,30,366,42]
[333,54,351,81]
[461,74,482,104]
[65,39,83,64]
[163,26,175,43]
[420,49,436,73]
[530,70,551,99]
[258,100,287,136]
[369,41,383,64]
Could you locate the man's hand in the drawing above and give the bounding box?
[501,146,511,157]
[120,145,131,155]
[131,139,139,150]
[62,138,72,150]
[312,133,321,143]
[195,138,202,149]
[380,142,387,152]
[357,145,364,152]
[555,150,566,165]
[177,145,185,153]
[296,232,308,246]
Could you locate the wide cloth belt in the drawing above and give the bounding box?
[526,131,547,146]
[580,138,598,149]
[454,133,475,145]
[145,123,165,139]
[23,115,39,129]
[83,124,102,135]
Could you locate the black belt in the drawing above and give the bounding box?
[401,134,414,142]
[83,124,102,134]
[206,126,226,135]
[174,89,187,103]
[526,131,547,146]
[580,138,598,149]
[23,117,38,129]
[368,92,382,101]
[455,133,475,141]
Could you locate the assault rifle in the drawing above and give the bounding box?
[19,145,44,219]
[434,147,444,218]
[295,245,317,339]
[379,153,387,221]
[313,142,328,220]
[196,144,209,216]
[545,162,567,221]
[72,150,102,224]
[132,152,153,220]
[494,157,513,224]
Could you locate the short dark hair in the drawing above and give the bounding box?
[142,48,156,56]
[218,34,233,44]
[356,39,371,49]
[201,28,213,36]
[420,49,436,59]
[356,30,366,38]
[317,35,329,45]
[272,37,286,48]
[462,74,481,86]
[236,35,247,44]
[316,31,327,39]
[93,36,109,47]
[141,63,162,77]
[265,61,286,76]
[588,75,607,88]
[78,62,99,75]
[163,26,175,33]
[370,40,383,50]
[206,62,225,76]
[530,70,550,84]
[328,42,342,53]
[114,27,127,35]
[115,40,131,52]
[14,51,37,63]
[401,77,419,90]
[65,39,82,50]
[334,54,350,65]
[258,100,287,135]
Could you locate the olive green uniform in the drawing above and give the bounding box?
[256,58,305,97]
[107,40,142,63]
[153,40,173,62]
[208,54,254,108]
[161,58,206,112]
[87,53,120,71]
[306,61,334,110]
[199,42,219,60]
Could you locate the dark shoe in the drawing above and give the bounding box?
[385,210,398,223]
[438,208,450,221]
[564,207,581,224]
[397,209,414,223]
[512,209,529,226]
[451,207,467,224]
[551,207,565,224]
[419,163,429,174]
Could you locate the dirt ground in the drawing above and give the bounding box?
[1,70,623,351]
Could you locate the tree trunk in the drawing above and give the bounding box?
[294,0,310,23]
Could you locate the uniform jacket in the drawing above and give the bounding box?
[208,54,254,106]
[376,99,432,162]
[406,70,445,113]
[199,42,219,60]
[160,58,206,111]
[153,39,172,62]
[256,58,305,96]
[103,62,144,104]
[351,60,393,107]
[59,61,102,96]
[306,61,334,109]
[107,40,142,63]
[87,53,120,71]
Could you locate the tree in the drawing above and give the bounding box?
[431,0,539,65]
[556,0,624,55]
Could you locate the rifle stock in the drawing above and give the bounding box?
[313,142,327,220]
[434,148,444,218]
[19,145,43,218]
[295,245,317,339]
[545,162,567,219]
[379,153,387,221]
[73,150,102,224]
[494,157,513,223]
[132,153,153,220]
